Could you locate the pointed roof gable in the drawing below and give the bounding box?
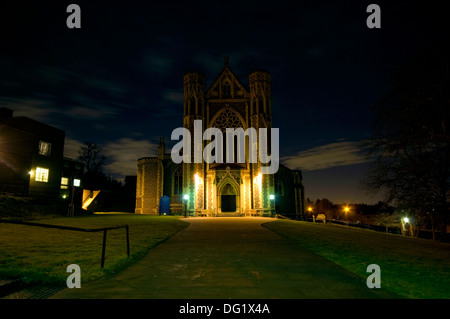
[205,57,249,99]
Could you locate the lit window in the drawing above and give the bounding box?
[61,177,69,189]
[38,141,52,156]
[73,179,81,187]
[35,167,49,182]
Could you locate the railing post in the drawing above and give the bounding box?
[101,229,107,268]
[125,225,130,257]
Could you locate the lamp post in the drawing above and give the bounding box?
[344,206,350,223]
[308,206,313,222]
[68,175,81,218]
[269,194,275,217]
[183,194,189,218]
[27,169,33,196]
[402,217,411,236]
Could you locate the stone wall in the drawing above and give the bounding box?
[135,157,163,214]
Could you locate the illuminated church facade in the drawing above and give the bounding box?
[135,59,305,219]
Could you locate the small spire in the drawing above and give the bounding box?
[224,56,229,66]
[158,136,165,158]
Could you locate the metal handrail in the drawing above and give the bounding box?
[0,219,130,268]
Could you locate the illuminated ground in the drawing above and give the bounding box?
[51,217,395,299]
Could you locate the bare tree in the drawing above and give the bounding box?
[78,142,108,189]
[362,40,450,241]
[78,142,106,174]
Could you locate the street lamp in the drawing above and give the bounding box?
[183,194,189,218]
[344,206,350,222]
[307,206,313,221]
[68,176,81,218]
[402,217,411,236]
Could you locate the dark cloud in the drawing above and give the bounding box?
[104,138,158,177]
[0,0,444,202]
[143,50,175,79]
[281,141,369,171]
[162,90,183,104]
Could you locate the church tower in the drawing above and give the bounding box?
[249,70,272,127]
[249,70,275,210]
[183,72,206,212]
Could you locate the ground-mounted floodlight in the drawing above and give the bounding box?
[269,194,276,217]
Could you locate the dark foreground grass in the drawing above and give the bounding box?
[0,214,189,285]
[263,220,450,299]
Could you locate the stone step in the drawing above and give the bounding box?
[216,213,243,217]
[0,278,26,298]
[28,286,65,299]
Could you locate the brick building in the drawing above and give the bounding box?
[0,107,82,204]
[0,107,65,197]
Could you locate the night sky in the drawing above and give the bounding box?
[0,1,445,204]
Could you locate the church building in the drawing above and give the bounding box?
[135,58,305,219]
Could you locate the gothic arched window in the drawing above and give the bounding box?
[190,97,196,114]
[275,177,284,196]
[213,109,244,163]
[173,165,183,195]
[258,95,265,113]
[213,108,242,130]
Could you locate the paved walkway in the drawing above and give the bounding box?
[51,217,393,299]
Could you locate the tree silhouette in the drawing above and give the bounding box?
[78,142,108,189]
[362,39,450,241]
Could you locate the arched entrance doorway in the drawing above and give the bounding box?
[216,168,241,215]
[220,183,236,212]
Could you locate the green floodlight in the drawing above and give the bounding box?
[269,194,275,200]
[183,194,189,201]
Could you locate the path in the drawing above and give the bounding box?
[51,217,393,299]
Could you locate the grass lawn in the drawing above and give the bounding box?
[0,214,189,285]
[263,220,450,299]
